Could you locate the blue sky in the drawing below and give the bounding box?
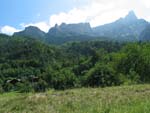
[0,0,150,35]
[0,0,82,28]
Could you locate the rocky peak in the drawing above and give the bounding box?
[124,10,137,21]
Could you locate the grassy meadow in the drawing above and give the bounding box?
[0,84,150,113]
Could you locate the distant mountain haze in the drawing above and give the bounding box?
[45,23,95,44]
[13,26,46,40]
[13,11,150,44]
[139,24,150,41]
[93,11,148,41]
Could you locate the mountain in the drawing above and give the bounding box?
[12,11,150,44]
[13,26,46,40]
[47,23,92,36]
[93,11,149,41]
[0,33,10,38]
[45,23,94,44]
[139,24,150,41]
[124,10,137,21]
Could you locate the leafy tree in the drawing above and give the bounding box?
[52,69,77,90]
[85,63,119,87]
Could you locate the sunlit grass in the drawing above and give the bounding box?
[0,84,150,113]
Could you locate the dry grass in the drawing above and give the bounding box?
[0,84,150,113]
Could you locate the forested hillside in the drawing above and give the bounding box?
[0,34,150,93]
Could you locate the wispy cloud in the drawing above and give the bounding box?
[0,26,21,35]
[1,0,150,35]
[49,8,88,27]
[49,0,150,27]
[20,22,50,32]
[0,21,50,35]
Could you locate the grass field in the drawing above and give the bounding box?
[0,84,150,113]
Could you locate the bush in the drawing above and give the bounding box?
[0,85,4,93]
[85,63,119,87]
[33,79,48,92]
[3,83,14,92]
[16,82,33,93]
[52,69,77,90]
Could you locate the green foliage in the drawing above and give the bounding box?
[112,43,150,83]
[0,85,4,93]
[16,82,33,93]
[33,79,48,92]
[0,34,150,92]
[85,63,118,87]
[51,69,77,90]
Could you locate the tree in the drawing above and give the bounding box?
[85,63,119,87]
[52,69,77,90]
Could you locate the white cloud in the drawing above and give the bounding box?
[1,0,150,35]
[20,21,50,32]
[49,0,150,27]
[142,0,150,8]
[49,8,88,27]
[0,26,21,35]
[0,22,50,35]
[90,10,128,27]
[49,0,128,27]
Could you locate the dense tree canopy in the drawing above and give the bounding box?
[0,34,150,93]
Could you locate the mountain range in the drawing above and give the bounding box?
[93,11,148,41]
[13,11,150,44]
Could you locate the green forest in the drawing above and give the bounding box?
[0,34,150,93]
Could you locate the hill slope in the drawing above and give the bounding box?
[0,84,150,113]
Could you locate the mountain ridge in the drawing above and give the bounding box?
[13,11,150,44]
[13,26,46,40]
[93,11,148,41]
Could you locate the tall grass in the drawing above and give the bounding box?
[0,84,150,113]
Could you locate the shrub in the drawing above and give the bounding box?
[85,63,119,87]
[52,69,77,90]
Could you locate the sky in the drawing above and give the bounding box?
[0,0,150,35]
